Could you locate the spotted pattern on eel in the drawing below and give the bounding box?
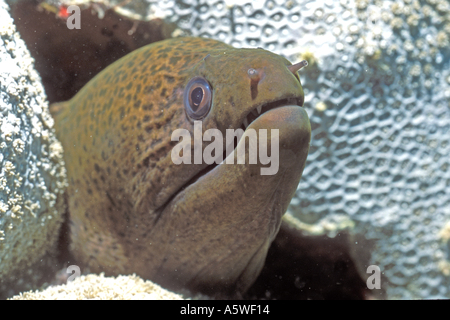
[50,37,311,296]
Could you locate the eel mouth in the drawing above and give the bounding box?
[179,96,304,189]
[156,97,306,216]
[239,97,304,131]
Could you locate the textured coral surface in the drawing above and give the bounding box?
[0,0,67,298]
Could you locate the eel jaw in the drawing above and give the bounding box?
[154,105,311,295]
[240,97,304,131]
[170,97,306,193]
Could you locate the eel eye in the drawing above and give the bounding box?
[184,77,212,120]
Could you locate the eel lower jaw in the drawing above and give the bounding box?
[176,102,309,191]
[153,105,310,293]
[155,101,309,215]
[172,99,305,193]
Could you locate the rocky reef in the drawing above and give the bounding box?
[0,0,67,298]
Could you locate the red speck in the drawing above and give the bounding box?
[58,5,69,19]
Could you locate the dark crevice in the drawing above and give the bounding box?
[9,0,175,103]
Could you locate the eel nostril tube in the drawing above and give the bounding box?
[288,60,308,74]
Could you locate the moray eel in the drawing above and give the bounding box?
[50,37,311,296]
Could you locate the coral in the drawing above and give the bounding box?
[0,0,67,298]
[9,273,185,300]
[139,0,450,299]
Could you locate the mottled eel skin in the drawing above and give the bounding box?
[51,37,311,296]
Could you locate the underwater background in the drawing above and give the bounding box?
[1,0,450,299]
